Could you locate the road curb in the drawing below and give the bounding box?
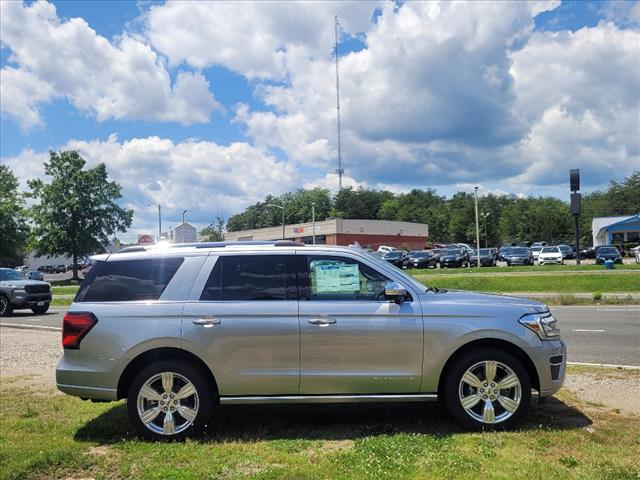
[0,323,62,332]
[568,361,640,370]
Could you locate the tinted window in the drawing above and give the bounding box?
[541,247,559,253]
[77,258,184,302]
[511,248,528,254]
[479,249,491,255]
[599,247,618,254]
[299,255,390,301]
[443,249,462,255]
[0,269,24,281]
[200,255,296,301]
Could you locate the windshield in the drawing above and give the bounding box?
[385,252,402,258]
[541,247,558,253]
[479,249,491,255]
[409,252,426,258]
[530,246,542,252]
[443,249,462,255]
[559,245,571,251]
[511,248,528,254]
[0,269,25,281]
[599,247,618,254]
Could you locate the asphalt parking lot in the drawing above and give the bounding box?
[2,305,638,367]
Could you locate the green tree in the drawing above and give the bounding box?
[200,215,226,241]
[0,165,29,266]
[27,151,133,280]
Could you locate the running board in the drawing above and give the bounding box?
[219,393,438,405]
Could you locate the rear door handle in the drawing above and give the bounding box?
[193,317,221,327]
[308,317,337,326]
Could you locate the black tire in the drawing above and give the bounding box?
[31,303,50,315]
[0,295,13,317]
[443,348,531,431]
[127,359,215,441]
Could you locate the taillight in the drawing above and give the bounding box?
[62,312,98,349]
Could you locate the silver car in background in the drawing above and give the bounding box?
[57,241,566,440]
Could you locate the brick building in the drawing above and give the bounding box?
[224,219,429,250]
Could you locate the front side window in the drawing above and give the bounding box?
[77,257,184,302]
[200,255,296,301]
[300,255,390,301]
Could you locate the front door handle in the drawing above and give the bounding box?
[308,317,337,326]
[193,317,221,327]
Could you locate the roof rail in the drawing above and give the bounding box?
[114,240,304,253]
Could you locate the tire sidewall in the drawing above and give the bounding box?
[444,348,531,431]
[0,295,13,317]
[127,359,214,441]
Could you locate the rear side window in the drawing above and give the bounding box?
[76,258,184,302]
[200,255,296,301]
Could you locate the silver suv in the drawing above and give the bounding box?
[57,241,566,440]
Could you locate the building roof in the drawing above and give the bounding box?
[593,214,640,235]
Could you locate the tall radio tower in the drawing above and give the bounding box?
[334,15,344,190]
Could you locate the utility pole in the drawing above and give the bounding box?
[334,15,344,190]
[481,212,491,248]
[474,187,481,267]
[182,209,188,243]
[570,169,581,265]
[146,203,162,242]
[312,202,316,245]
[266,203,286,239]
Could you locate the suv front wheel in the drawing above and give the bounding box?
[0,295,13,317]
[127,360,214,440]
[444,348,531,430]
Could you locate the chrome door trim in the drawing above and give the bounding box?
[219,393,438,404]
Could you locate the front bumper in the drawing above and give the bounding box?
[532,338,567,397]
[539,257,562,264]
[11,292,52,308]
[440,260,463,267]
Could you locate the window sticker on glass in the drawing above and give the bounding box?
[312,261,360,293]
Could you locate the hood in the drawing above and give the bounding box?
[419,289,547,316]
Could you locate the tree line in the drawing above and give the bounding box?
[227,172,640,248]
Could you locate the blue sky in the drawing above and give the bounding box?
[1,0,638,239]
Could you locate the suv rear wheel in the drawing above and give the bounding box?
[444,348,531,430]
[127,360,214,440]
[0,295,13,317]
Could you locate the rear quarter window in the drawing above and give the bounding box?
[75,257,184,302]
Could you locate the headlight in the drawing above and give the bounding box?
[519,313,560,340]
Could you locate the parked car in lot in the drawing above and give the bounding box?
[382,250,405,267]
[504,247,534,266]
[558,245,575,260]
[56,241,566,439]
[27,271,44,281]
[0,268,52,316]
[54,264,67,273]
[439,248,469,268]
[531,242,547,248]
[595,246,623,265]
[538,246,564,265]
[406,250,438,269]
[470,248,497,267]
[530,246,542,261]
[636,247,640,264]
[497,246,512,262]
[377,245,398,255]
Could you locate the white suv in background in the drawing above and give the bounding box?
[538,246,564,265]
[377,245,398,255]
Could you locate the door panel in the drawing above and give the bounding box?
[298,253,423,394]
[182,254,299,396]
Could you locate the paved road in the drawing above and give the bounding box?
[1,306,638,366]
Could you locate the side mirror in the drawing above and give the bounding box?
[384,281,407,304]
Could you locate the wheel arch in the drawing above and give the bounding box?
[117,347,218,400]
[437,338,540,397]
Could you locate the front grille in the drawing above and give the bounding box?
[25,284,50,294]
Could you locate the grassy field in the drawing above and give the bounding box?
[1,374,638,480]
[413,272,640,293]
[412,264,640,275]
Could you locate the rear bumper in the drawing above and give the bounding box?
[56,352,119,401]
[57,383,117,401]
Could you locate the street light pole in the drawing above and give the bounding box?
[146,203,162,242]
[182,209,188,243]
[481,212,491,248]
[266,203,286,239]
[474,187,481,268]
[312,202,316,245]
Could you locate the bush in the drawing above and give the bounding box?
[592,292,603,301]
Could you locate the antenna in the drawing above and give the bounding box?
[334,15,344,190]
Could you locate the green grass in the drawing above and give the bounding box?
[413,272,640,293]
[1,383,638,480]
[407,263,640,275]
[51,286,80,295]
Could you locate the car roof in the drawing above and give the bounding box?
[93,241,370,262]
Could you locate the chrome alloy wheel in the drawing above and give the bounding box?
[136,372,199,436]
[458,360,522,425]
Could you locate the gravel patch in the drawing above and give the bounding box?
[564,372,640,415]
[0,327,61,388]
